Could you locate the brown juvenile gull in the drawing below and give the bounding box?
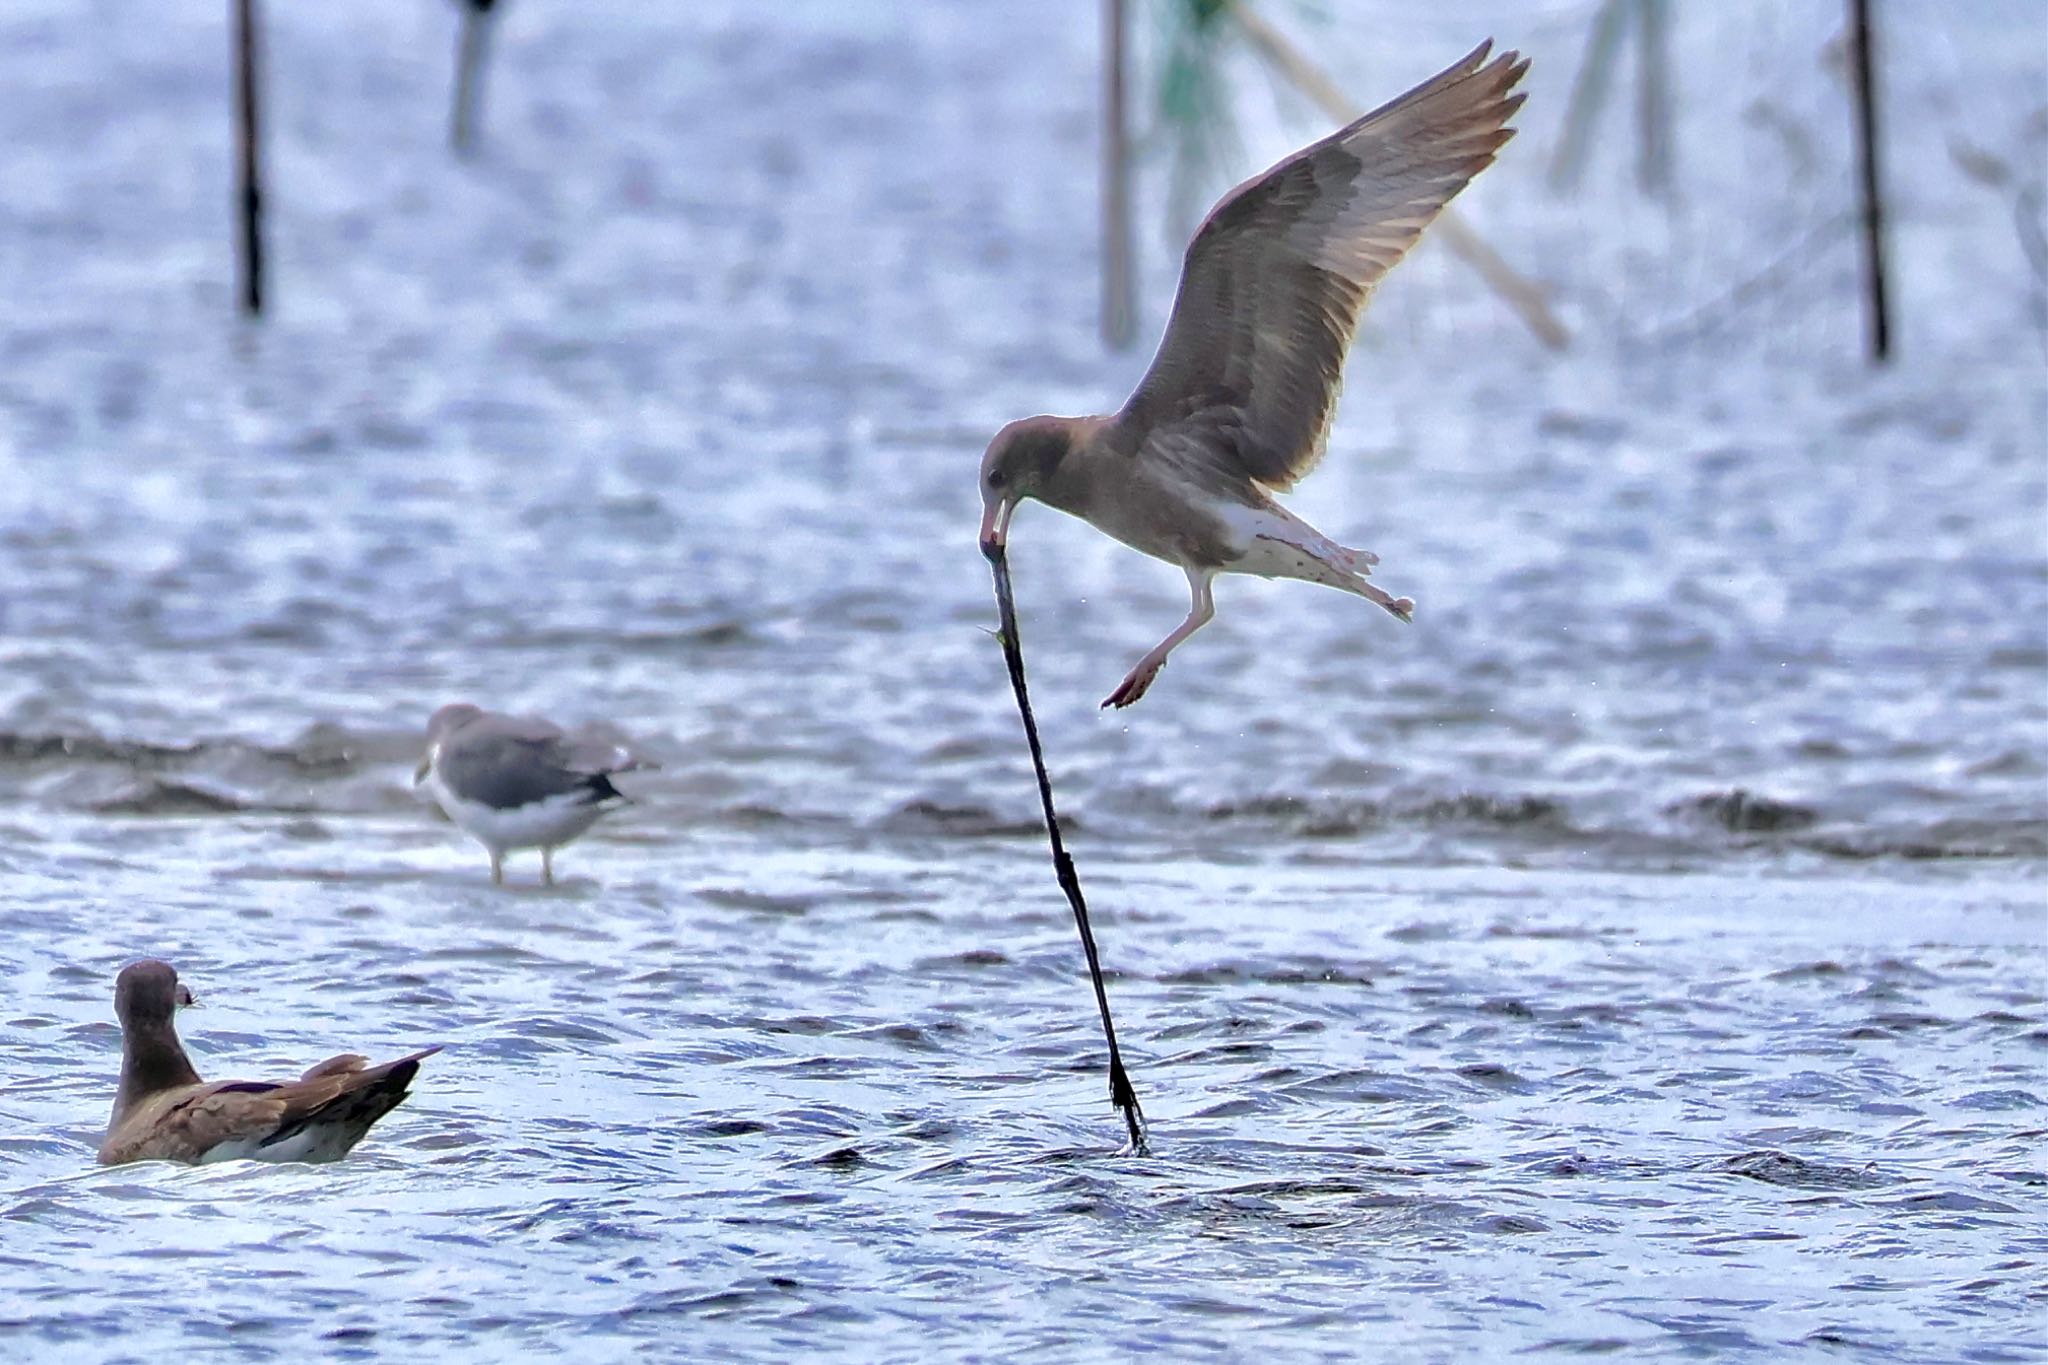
[979,41,1528,707]
[414,702,644,886]
[99,959,438,1166]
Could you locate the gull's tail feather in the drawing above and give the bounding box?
[1237,511,1415,621]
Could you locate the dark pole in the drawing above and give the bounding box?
[233,0,264,316]
[451,0,499,156]
[1848,0,1891,361]
[1100,0,1135,349]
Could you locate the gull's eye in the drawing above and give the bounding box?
[987,468,1007,489]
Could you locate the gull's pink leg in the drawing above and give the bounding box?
[1104,569,1216,708]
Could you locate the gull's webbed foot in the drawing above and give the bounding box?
[1102,664,1163,709]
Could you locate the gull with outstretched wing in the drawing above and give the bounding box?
[979,41,1528,707]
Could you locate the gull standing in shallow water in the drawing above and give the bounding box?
[415,702,645,886]
[99,960,438,1165]
[978,41,1528,707]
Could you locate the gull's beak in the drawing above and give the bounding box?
[413,755,431,786]
[979,496,1015,559]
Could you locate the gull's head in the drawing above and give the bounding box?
[418,703,483,784]
[979,416,1076,557]
[115,959,195,1024]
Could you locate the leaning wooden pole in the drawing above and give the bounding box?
[232,0,265,316]
[1229,3,1568,350]
[1847,0,1891,362]
[1101,0,1136,349]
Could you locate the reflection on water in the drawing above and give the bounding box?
[0,1,2042,1359]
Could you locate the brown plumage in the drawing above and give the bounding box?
[979,41,1528,707]
[99,959,438,1166]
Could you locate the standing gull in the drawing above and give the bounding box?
[979,41,1528,707]
[99,959,437,1166]
[415,702,644,886]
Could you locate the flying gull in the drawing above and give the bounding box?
[978,41,1528,706]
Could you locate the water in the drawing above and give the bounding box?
[2,2,2044,1360]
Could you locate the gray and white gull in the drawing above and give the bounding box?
[414,702,647,886]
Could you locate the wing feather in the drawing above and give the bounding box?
[1113,41,1527,491]
[439,714,640,809]
[100,1048,441,1164]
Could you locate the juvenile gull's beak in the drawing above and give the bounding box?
[979,497,1015,558]
[413,755,431,786]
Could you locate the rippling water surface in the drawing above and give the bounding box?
[2,2,2043,1360]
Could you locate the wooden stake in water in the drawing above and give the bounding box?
[1847,0,1892,362]
[232,0,265,316]
[451,0,500,157]
[984,540,1148,1154]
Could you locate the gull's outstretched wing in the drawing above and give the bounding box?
[1113,42,1527,492]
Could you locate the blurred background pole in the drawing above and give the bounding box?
[1100,0,1136,349]
[1847,0,1892,362]
[1554,0,1673,197]
[1634,0,1672,195]
[1550,0,1626,191]
[451,0,500,157]
[233,0,265,316]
